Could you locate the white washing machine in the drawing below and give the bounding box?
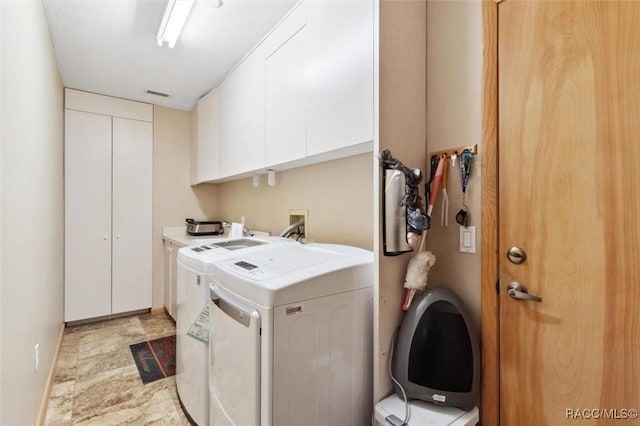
[176,237,295,425]
[208,243,374,426]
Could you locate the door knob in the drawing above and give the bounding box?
[506,246,527,264]
[507,282,542,302]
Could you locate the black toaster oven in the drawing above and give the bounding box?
[185,218,224,236]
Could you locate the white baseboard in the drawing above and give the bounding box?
[37,323,65,426]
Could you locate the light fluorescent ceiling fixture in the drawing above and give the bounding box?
[157,0,223,48]
[157,0,195,48]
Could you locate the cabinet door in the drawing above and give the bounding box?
[162,241,182,320]
[218,45,266,177]
[196,89,220,182]
[64,110,112,322]
[265,4,308,166]
[306,0,374,155]
[112,117,152,314]
[163,241,173,317]
[166,242,183,320]
[169,244,179,320]
[190,107,199,185]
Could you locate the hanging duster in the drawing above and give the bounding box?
[401,156,445,310]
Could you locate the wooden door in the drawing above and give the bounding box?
[111,117,152,314]
[64,110,112,322]
[499,2,640,424]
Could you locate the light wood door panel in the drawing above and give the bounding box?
[499,2,640,424]
[64,110,112,322]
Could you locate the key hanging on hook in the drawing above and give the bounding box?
[440,153,449,227]
[450,151,458,167]
[456,149,473,226]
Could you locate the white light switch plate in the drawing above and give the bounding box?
[459,226,476,253]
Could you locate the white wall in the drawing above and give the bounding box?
[1,1,64,424]
[217,153,373,250]
[0,1,4,419]
[373,0,482,402]
[0,0,4,418]
[425,0,483,329]
[152,105,219,308]
[374,0,427,402]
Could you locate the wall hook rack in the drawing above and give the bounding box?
[429,143,478,159]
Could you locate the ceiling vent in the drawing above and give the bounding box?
[146,90,170,98]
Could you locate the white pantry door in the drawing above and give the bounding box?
[64,110,112,321]
[111,117,152,314]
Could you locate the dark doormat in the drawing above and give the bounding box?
[130,335,176,384]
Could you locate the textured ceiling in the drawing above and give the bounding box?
[42,0,297,110]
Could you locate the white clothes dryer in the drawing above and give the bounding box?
[176,237,295,425]
[208,243,374,426]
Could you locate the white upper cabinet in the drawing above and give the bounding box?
[65,89,153,122]
[218,43,267,177]
[196,0,374,181]
[306,0,374,156]
[195,88,220,182]
[190,105,199,185]
[265,3,308,167]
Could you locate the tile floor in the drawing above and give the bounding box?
[45,312,191,425]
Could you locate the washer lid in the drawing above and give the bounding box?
[213,243,373,306]
[177,236,294,274]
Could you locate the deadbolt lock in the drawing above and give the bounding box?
[507,246,527,264]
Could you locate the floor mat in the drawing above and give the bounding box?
[129,335,176,384]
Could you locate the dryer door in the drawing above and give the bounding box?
[209,284,261,425]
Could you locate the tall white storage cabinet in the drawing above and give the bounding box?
[64,89,153,322]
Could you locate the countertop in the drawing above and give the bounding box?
[162,226,227,247]
[162,226,272,247]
